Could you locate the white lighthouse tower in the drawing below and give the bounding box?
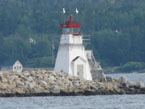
[54,15,92,80]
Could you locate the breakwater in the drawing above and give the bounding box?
[0,70,144,97]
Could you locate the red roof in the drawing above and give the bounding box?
[61,16,82,28]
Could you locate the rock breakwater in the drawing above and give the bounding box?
[0,70,144,97]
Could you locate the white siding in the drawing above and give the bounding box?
[13,61,23,73]
[54,34,92,80]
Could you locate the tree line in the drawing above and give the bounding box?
[0,0,145,68]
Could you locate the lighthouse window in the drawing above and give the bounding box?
[63,28,72,34]
[62,28,80,34]
[73,28,79,34]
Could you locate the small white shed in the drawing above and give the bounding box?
[13,60,23,73]
[72,56,86,78]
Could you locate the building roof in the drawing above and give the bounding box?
[72,56,86,63]
[13,60,22,67]
[60,15,82,28]
[72,56,80,62]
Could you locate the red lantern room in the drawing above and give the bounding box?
[60,15,82,35]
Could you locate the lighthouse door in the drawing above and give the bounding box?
[77,64,84,77]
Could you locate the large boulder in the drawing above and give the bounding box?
[39,80,47,86]
[136,82,144,88]
[16,82,24,88]
[22,71,30,77]
[1,83,8,89]
[27,76,34,82]
[2,76,8,83]
[95,70,107,82]
[103,82,113,91]
[50,85,61,94]
[12,88,26,94]
[28,82,36,89]
[128,82,136,88]
[0,86,6,90]
[8,75,17,82]
[49,80,56,85]
[49,75,56,81]
[8,82,16,89]
[96,82,104,89]
[106,76,115,82]
[119,76,128,84]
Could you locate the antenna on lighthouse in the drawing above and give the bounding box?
[76,8,79,22]
[76,8,79,14]
[63,8,66,24]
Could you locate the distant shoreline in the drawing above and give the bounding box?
[103,66,145,74]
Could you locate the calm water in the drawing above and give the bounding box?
[106,73,145,83]
[0,73,145,109]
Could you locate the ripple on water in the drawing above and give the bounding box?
[0,95,145,109]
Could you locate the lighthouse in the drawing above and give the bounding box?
[54,15,92,80]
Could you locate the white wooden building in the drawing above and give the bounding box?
[12,60,23,73]
[1,60,23,72]
[54,15,92,80]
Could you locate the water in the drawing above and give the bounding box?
[0,73,145,109]
[0,95,145,109]
[106,72,145,83]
